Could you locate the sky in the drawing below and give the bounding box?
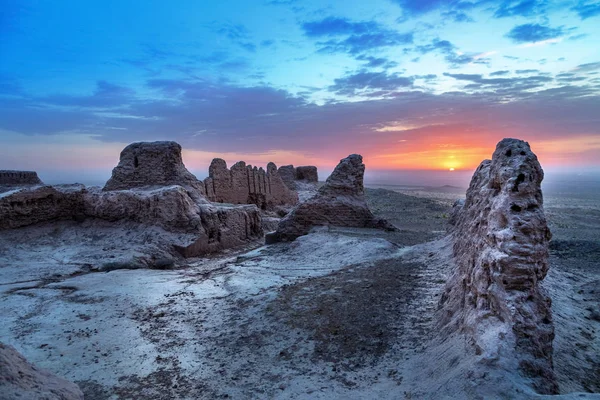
[1,0,599,186]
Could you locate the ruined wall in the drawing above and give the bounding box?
[103,141,205,197]
[296,166,318,183]
[205,159,298,209]
[439,138,557,394]
[267,154,394,242]
[277,165,319,190]
[0,185,87,230]
[0,170,42,185]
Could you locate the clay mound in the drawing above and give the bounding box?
[439,138,557,394]
[267,154,394,242]
[0,170,42,186]
[0,342,83,400]
[103,141,205,196]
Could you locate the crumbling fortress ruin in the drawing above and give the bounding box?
[0,170,42,186]
[0,142,267,256]
[267,154,395,242]
[278,164,319,190]
[203,159,298,208]
[440,138,557,393]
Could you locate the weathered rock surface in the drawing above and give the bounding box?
[439,138,557,394]
[277,165,319,190]
[0,170,42,186]
[0,342,84,400]
[267,154,394,242]
[103,141,205,196]
[205,159,298,209]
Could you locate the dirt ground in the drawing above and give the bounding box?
[0,186,598,399]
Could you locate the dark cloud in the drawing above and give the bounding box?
[328,70,414,97]
[505,23,565,43]
[571,1,600,19]
[490,70,510,76]
[301,17,413,54]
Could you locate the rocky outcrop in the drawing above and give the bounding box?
[439,138,557,394]
[0,342,84,400]
[0,170,42,186]
[103,141,205,196]
[277,165,318,190]
[204,159,298,209]
[267,154,394,242]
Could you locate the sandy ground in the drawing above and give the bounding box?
[0,187,598,399]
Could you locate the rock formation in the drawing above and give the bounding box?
[103,141,205,196]
[0,170,42,186]
[204,159,298,209]
[0,342,84,400]
[277,165,319,190]
[439,138,557,394]
[267,154,394,242]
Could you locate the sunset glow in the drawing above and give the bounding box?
[0,0,598,184]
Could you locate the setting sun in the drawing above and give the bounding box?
[449,168,455,171]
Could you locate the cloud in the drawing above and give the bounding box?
[493,0,547,18]
[355,55,399,69]
[301,17,413,54]
[515,69,539,74]
[1,74,597,170]
[302,17,379,37]
[574,61,600,72]
[490,70,510,76]
[390,0,456,15]
[505,23,565,43]
[571,1,600,19]
[328,70,414,97]
[215,22,257,52]
[416,38,491,67]
[38,81,136,108]
[443,72,554,96]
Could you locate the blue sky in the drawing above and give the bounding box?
[1,0,599,184]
